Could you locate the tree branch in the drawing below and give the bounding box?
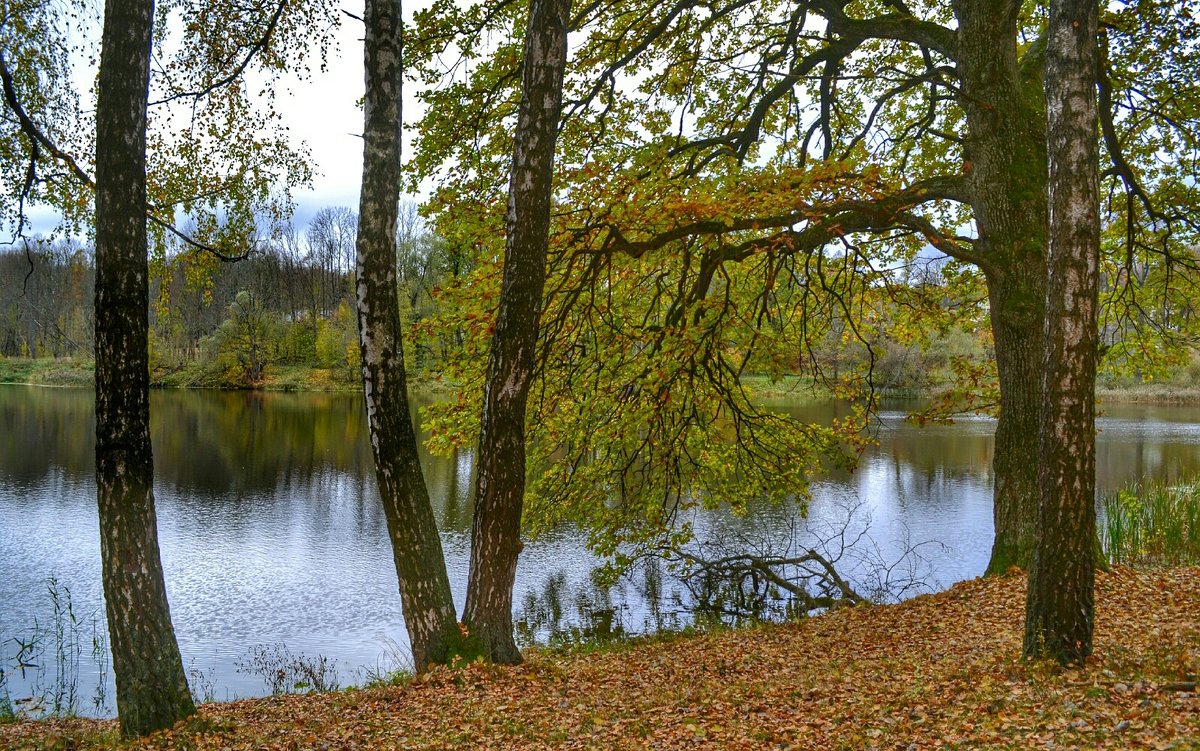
[597,175,979,267]
[1096,27,1173,227]
[812,0,957,60]
[2,50,255,262]
[149,0,288,107]
[0,50,95,189]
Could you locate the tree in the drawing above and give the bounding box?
[1024,0,1100,665]
[461,0,574,664]
[307,206,358,318]
[93,0,195,735]
[0,238,95,358]
[951,0,1049,575]
[409,0,1199,577]
[3,0,349,727]
[212,290,276,383]
[0,0,89,235]
[2,0,338,256]
[354,0,461,670]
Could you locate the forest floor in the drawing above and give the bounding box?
[3,566,1197,750]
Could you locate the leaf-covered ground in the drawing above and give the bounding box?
[4,567,1198,750]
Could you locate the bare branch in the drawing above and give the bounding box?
[0,50,95,189]
[1096,27,1175,228]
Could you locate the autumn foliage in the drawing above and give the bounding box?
[4,566,1197,750]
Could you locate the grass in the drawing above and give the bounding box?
[2,566,1197,750]
[10,355,1200,406]
[0,357,439,393]
[0,357,363,392]
[737,374,828,400]
[149,362,360,391]
[0,357,94,387]
[1097,385,1200,404]
[0,677,14,726]
[0,579,111,723]
[1103,478,1200,566]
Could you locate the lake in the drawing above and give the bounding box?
[3,384,1200,715]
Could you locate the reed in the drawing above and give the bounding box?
[1102,478,1200,566]
[0,578,109,720]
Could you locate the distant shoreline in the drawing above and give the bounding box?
[4,357,1200,405]
[1096,386,1200,404]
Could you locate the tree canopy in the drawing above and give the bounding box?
[1,0,339,254]
[406,0,1200,569]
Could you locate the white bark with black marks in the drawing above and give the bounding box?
[1024,0,1100,665]
[463,0,573,664]
[94,0,195,736]
[355,0,460,670]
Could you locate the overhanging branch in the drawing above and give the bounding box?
[0,50,95,189]
[2,51,255,261]
[149,0,289,107]
[814,0,957,59]
[1096,27,1175,229]
[597,175,978,267]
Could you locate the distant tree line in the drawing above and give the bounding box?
[1,210,1186,401]
[0,238,94,358]
[2,210,997,393]
[0,202,478,385]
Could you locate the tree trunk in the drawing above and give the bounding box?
[952,0,1050,575]
[1024,0,1100,665]
[463,0,572,664]
[984,268,1044,574]
[94,0,195,736]
[356,0,460,671]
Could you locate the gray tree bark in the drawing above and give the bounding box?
[1024,0,1100,665]
[355,0,460,670]
[951,0,1050,576]
[463,0,573,664]
[94,0,196,736]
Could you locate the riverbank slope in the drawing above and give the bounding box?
[3,566,1197,750]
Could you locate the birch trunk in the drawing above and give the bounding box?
[463,0,572,664]
[356,0,460,671]
[94,0,195,735]
[1024,0,1100,665]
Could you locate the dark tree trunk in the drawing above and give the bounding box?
[984,268,1044,574]
[463,0,572,664]
[355,0,460,671]
[93,0,195,736]
[952,0,1050,575]
[1024,0,1100,665]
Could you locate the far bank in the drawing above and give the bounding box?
[5,356,1200,405]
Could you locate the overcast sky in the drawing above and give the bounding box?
[264,1,367,226]
[249,0,454,229]
[16,0,432,239]
[280,3,369,228]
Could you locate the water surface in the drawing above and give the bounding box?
[3,385,1199,714]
